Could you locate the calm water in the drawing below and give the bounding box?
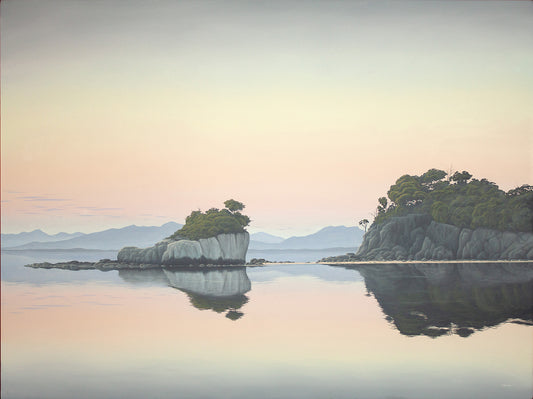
[1,250,532,399]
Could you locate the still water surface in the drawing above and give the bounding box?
[2,251,532,399]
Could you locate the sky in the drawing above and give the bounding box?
[1,0,532,237]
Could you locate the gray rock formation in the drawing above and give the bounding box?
[117,232,250,265]
[118,239,171,264]
[355,214,533,260]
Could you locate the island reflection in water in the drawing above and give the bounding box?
[118,267,251,320]
[117,262,533,337]
[343,262,533,338]
[4,254,533,399]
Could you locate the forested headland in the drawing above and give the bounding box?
[372,169,532,233]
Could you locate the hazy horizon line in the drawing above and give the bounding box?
[0,221,366,238]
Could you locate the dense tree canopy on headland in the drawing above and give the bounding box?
[373,169,532,232]
[170,199,250,241]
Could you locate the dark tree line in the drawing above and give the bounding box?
[373,168,532,232]
[169,199,250,241]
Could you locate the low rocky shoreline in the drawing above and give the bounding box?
[24,254,302,270]
[25,259,251,271]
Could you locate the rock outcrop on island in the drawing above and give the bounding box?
[117,232,250,266]
[353,214,533,261]
[330,168,533,262]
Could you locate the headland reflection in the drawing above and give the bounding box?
[343,262,533,338]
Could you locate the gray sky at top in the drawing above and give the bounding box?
[3,1,532,75]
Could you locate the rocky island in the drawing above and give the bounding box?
[323,169,533,261]
[117,232,249,266]
[27,199,251,270]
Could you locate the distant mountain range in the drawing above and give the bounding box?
[250,226,363,250]
[1,222,182,250]
[249,232,285,244]
[1,230,85,247]
[2,223,363,251]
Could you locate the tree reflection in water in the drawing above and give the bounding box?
[119,262,533,332]
[346,262,533,338]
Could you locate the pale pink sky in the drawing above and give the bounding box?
[1,1,532,236]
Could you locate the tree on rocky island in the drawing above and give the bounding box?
[377,197,388,214]
[451,171,473,185]
[372,168,532,233]
[170,199,251,241]
[224,199,245,213]
[419,168,448,191]
[387,175,427,207]
[223,199,250,228]
[359,219,369,233]
[507,184,533,197]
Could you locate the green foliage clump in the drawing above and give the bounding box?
[373,169,532,232]
[169,199,250,241]
[358,218,370,233]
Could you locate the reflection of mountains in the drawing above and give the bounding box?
[351,263,533,338]
[118,267,251,320]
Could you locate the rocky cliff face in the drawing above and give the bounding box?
[117,232,250,265]
[356,214,533,260]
